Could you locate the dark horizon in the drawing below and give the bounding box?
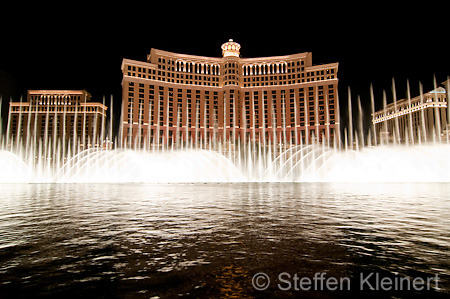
[1,5,449,134]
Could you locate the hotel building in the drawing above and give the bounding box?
[372,83,449,143]
[121,40,339,148]
[8,90,108,147]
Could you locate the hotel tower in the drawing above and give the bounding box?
[121,40,339,148]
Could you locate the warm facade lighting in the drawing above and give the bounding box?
[121,40,339,148]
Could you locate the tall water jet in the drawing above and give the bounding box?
[357,96,364,148]
[370,84,377,145]
[406,80,414,145]
[347,87,353,149]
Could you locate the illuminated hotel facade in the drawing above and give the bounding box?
[121,40,339,148]
[372,83,449,143]
[8,90,108,148]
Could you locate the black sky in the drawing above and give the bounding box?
[1,4,449,131]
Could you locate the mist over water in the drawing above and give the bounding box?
[1,143,450,183]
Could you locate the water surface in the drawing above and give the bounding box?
[0,183,449,298]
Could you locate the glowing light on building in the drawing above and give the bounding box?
[221,39,241,57]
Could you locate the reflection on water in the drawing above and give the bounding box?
[0,183,449,298]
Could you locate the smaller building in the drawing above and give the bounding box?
[372,83,449,144]
[7,90,108,148]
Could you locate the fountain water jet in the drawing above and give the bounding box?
[2,78,450,183]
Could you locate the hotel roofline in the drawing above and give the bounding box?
[147,48,314,63]
[28,90,91,95]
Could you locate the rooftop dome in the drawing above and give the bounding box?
[221,39,241,57]
[429,87,446,94]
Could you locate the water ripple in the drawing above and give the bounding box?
[0,183,449,297]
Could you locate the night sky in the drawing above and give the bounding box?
[2,5,449,132]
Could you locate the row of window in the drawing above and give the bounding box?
[30,95,85,103]
[126,117,336,129]
[128,82,335,93]
[156,57,312,78]
[242,59,306,76]
[127,98,336,127]
[126,60,336,87]
[243,75,336,87]
[157,57,221,75]
[151,59,319,77]
[126,71,335,88]
[127,127,337,144]
[10,106,105,113]
[10,115,101,136]
[127,84,336,110]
